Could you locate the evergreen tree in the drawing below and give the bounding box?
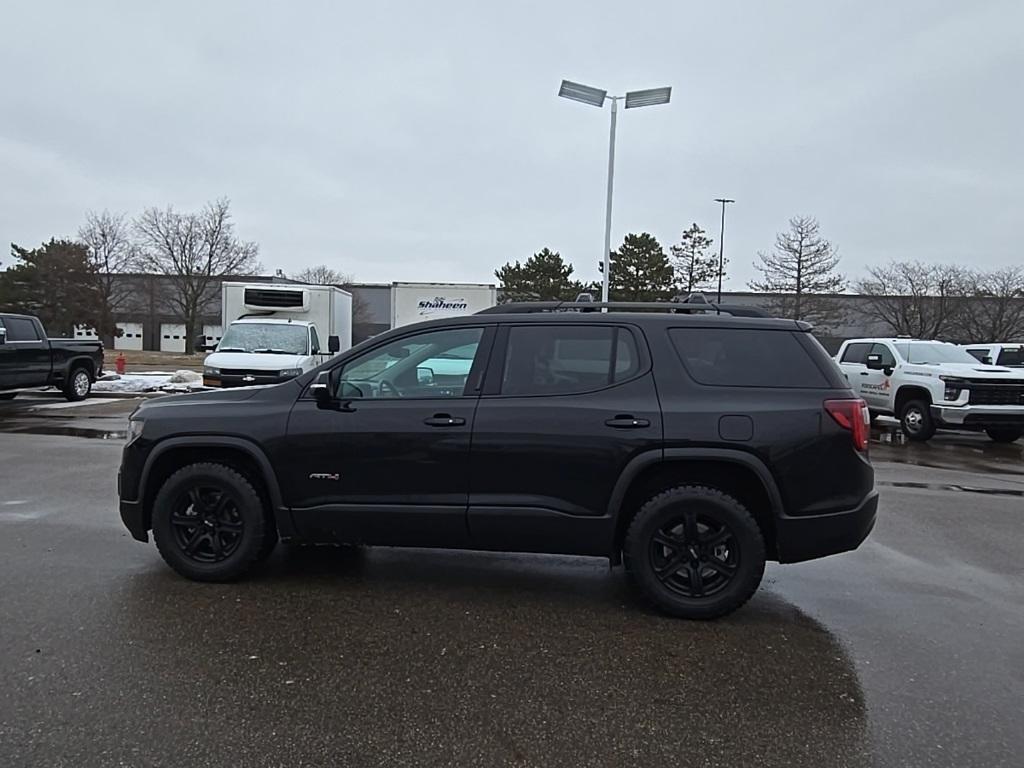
[670,223,718,294]
[495,248,589,302]
[607,233,676,301]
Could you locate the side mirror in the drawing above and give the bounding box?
[0,327,6,345]
[865,353,884,370]
[982,356,993,365]
[311,345,320,356]
[311,371,335,407]
[416,366,435,385]
[328,335,340,354]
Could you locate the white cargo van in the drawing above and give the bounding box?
[201,283,352,388]
[390,282,497,328]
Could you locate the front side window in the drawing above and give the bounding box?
[310,327,321,354]
[868,343,897,368]
[840,342,871,364]
[2,317,40,342]
[218,323,309,355]
[338,327,483,399]
[500,325,640,396]
[965,348,990,363]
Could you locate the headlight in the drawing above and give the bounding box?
[279,368,303,378]
[939,375,968,401]
[204,366,221,376]
[126,418,144,444]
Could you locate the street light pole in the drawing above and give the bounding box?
[558,81,670,304]
[714,198,734,303]
[601,97,619,303]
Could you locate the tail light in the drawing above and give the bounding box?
[824,398,870,452]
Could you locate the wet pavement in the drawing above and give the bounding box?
[0,401,1022,767]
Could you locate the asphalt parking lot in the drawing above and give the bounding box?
[1,393,1022,767]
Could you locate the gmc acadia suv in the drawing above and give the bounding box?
[118,302,878,619]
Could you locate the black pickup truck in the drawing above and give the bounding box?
[0,313,105,401]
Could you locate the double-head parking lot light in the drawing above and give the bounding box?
[558,80,671,303]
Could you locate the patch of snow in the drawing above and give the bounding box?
[92,370,208,394]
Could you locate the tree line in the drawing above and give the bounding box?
[0,199,369,348]
[495,215,1024,342]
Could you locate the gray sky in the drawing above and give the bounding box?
[2,0,1021,288]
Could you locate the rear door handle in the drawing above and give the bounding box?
[605,415,650,429]
[423,414,466,427]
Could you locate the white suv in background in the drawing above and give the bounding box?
[961,343,1024,368]
[835,338,1024,443]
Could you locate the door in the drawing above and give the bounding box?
[160,323,186,353]
[115,323,144,351]
[282,325,494,547]
[837,341,871,395]
[859,342,896,410]
[467,323,662,555]
[0,316,51,387]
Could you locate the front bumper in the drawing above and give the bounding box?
[931,405,1024,428]
[775,491,878,564]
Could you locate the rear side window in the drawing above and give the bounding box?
[501,325,640,396]
[3,317,40,341]
[670,328,830,388]
[840,342,871,364]
[997,347,1024,366]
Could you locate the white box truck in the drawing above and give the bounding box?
[390,282,497,328]
[201,283,352,388]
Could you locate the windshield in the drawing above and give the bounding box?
[894,342,981,365]
[217,323,308,355]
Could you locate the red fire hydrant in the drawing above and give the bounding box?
[115,352,126,375]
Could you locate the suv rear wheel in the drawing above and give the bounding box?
[624,486,766,620]
[899,399,936,441]
[152,463,273,582]
[985,427,1023,443]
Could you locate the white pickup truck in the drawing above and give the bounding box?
[835,338,1024,443]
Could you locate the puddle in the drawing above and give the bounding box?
[878,480,1024,498]
[0,425,127,440]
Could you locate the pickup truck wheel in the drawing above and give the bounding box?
[624,486,766,620]
[63,367,92,401]
[152,463,270,582]
[899,399,935,441]
[985,427,1023,443]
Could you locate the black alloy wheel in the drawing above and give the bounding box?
[649,511,738,599]
[170,485,245,564]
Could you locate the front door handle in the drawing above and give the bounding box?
[860,372,870,376]
[423,414,466,427]
[605,415,650,429]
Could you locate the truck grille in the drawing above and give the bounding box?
[967,382,1024,406]
[220,368,280,378]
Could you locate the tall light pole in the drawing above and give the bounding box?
[714,198,734,303]
[559,80,672,303]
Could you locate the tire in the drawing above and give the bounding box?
[624,486,766,620]
[985,427,1023,444]
[899,399,935,442]
[63,366,92,402]
[152,463,272,582]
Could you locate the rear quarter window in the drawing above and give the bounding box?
[669,328,831,388]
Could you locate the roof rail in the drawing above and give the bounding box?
[477,300,771,318]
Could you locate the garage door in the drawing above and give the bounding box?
[160,323,186,353]
[115,323,144,351]
[74,325,99,340]
[203,324,223,346]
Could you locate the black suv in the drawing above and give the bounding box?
[118,302,877,619]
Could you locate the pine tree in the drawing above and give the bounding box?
[670,223,718,294]
[608,233,676,301]
[495,248,589,302]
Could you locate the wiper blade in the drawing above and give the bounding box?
[217,347,246,353]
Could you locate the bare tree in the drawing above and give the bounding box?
[293,264,349,285]
[78,210,139,344]
[670,223,717,294]
[749,216,845,326]
[856,261,967,339]
[135,198,260,351]
[954,266,1024,342]
[291,264,373,326]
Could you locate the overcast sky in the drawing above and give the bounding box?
[2,0,1021,289]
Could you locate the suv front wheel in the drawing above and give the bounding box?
[152,463,275,582]
[624,486,766,620]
